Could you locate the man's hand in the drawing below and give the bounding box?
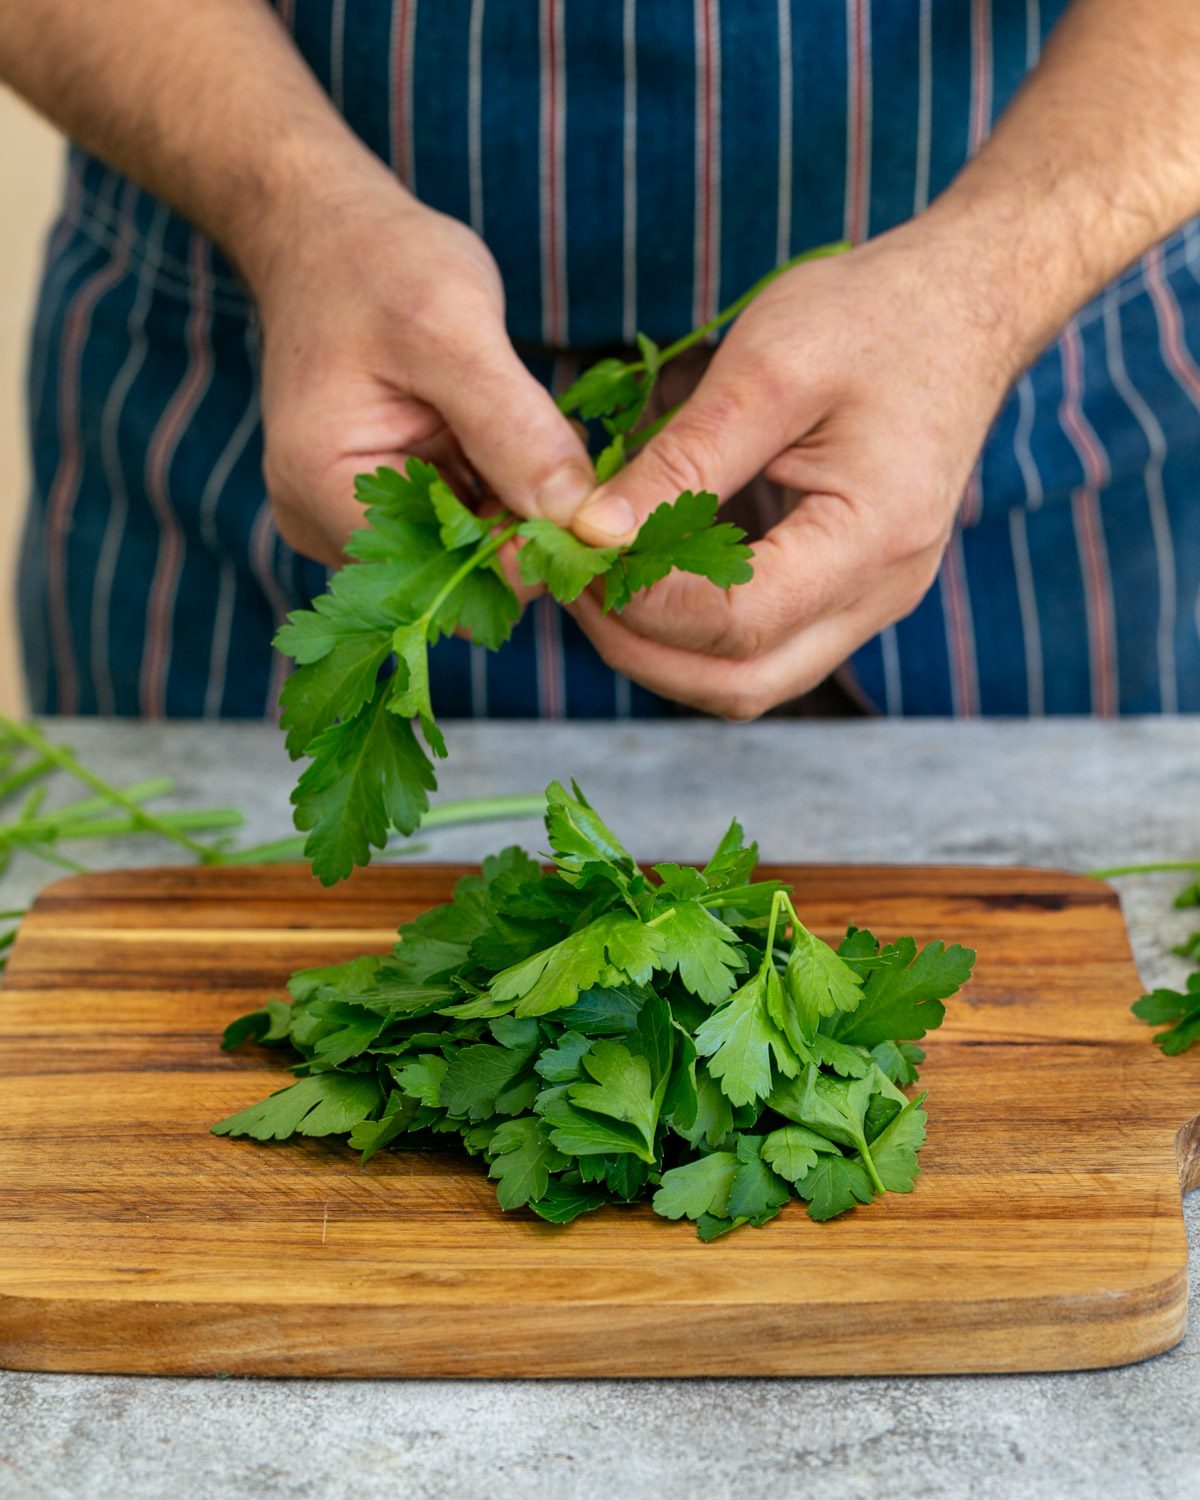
[0,0,595,572]
[558,223,1019,719]
[546,0,1200,718]
[248,173,594,567]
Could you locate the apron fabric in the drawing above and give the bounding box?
[21,0,1200,719]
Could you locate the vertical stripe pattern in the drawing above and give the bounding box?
[937,0,990,711]
[200,326,263,719]
[22,5,1200,724]
[139,235,217,717]
[1101,285,1176,712]
[693,0,721,327]
[621,0,639,343]
[540,0,568,346]
[467,0,486,236]
[44,211,138,714]
[844,0,871,244]
[775,0,793,266]
[92,202,172,716]
[391,1,417,190]
[1059,323,1117,715]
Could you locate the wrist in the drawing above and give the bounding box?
[223,133,410,306]
[857,209,1037,408]
[926,178,1087,369]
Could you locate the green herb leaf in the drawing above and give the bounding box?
[868,1093,928,1192]
[516,520,618,603]
[760,1124,840,1183]
[652,1152,739,1221]
[538,1091,654,1161]
[782,922,864,1043]
[829,935,975,1047]
[440,1041,538,1121]
[292,681,437,885]
[794,1155,876,1221]
[652,901,746,1004]
[486,1117,568,1209]
[1132,975,1200,1054]
[693,965,799,1107]
[528,1174,610,1224]
[211,1073,382,1142]
[565,1039,662,1157]
[603,492,753,612]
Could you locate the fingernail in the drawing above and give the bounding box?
[577,494,637,543]
[535,464,594,525]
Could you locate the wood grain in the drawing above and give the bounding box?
[0,863,1197,1377]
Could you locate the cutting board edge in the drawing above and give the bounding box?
[16,859,1122,907]
[0,1270,1187,1378]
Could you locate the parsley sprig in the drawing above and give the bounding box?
[1089,857,1200,1054]
[275,242,849,886]
[276,463,754,885]
[215,780,974,1237]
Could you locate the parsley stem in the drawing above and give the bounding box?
[22,841,89,874]
[0,755,55,807]
[857,1137,887,1197]
[1087,860,1200,880]
[212,835,428,865]
[624,404,681,457]
[419,518,522,633]
[18,777,177,827]
[0,717,230,862]
[216,793,546,866]
[762,890,788,969]
[0,809,245,847]
[654,241,850,368]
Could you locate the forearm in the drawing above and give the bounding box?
[916,0,1200,378]
[0,0,397,292]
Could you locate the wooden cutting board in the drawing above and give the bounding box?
[1,863,1197,1378]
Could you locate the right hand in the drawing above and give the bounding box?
[244,166,595,568]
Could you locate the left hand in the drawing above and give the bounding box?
[561,217,1027,719]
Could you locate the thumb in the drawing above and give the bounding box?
[570,355,798,547]
[431,336,596,526]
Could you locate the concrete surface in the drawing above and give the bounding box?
[1,716,1199,1500]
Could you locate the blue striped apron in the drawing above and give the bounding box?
[21,1,1200,718]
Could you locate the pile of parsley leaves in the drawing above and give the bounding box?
[215,781,974,1237]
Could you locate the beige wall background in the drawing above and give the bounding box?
[0,93,64,717]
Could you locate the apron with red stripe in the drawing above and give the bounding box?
[21,0,1200,718]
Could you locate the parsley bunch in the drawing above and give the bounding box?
[215,781,974,1237]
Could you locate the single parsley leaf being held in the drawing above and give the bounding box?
[214,780,975,1239]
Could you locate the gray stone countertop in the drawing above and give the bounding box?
[2,716,1199,1500]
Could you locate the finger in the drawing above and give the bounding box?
[429,335,597,528]
[268,452,373,568]
[570,343,807,546]
[566,584,870,721]
[268,414,482,569]
[265,387,448,565]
